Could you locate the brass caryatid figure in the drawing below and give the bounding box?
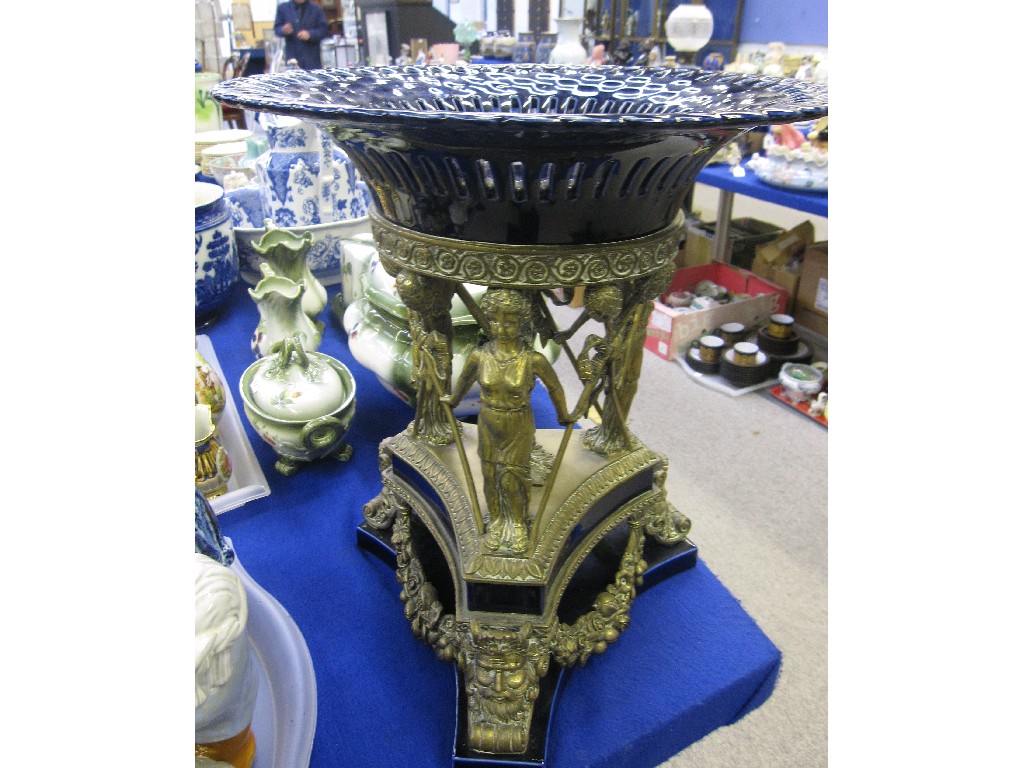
[394,267,458,445]
[443,288,573,555]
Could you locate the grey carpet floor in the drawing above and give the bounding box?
[546,302,828,768]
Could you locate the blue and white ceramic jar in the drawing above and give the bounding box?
[195,181,239,325]
[256,115,362,228]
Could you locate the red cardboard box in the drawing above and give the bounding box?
[645,261,788,360]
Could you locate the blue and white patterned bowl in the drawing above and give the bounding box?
[227,181,373,286]
[195,181,239,324]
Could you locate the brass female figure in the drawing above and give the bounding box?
[443,288,572,555]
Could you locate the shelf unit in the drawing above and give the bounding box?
[588,0,745,65]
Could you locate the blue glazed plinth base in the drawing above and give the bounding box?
[356,522,698,768]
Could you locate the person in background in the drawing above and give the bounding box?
[274,0,329,70]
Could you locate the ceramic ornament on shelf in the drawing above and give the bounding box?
[248,265,322,358]
[195,552,259,768]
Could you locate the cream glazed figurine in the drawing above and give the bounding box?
[195,552,258,768]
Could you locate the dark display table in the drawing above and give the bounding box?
[204,279,781,768]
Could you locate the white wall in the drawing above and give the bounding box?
[436,0,487,25]
[248,0,278,22]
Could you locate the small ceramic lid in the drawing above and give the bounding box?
[249,343,345,421]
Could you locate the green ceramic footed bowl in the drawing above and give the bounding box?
[239,351,356,470]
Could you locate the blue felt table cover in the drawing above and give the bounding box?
[206,280,781,768]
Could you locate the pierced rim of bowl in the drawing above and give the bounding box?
[211,64,828,130]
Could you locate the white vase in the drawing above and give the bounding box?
[548,17,587,65]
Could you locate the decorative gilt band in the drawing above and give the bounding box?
[369,211,685,287]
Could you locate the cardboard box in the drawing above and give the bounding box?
[645,261,788,360]
[681,217,784,270]
[757,221,814,266]
[795,305,827,336]
[750,255,800,313]
[751,222,817,314]
[796,241,828,315]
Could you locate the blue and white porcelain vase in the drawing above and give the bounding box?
[255,115,361,228]
[195,181,239,326]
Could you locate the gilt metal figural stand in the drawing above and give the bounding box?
[213,63,827,766]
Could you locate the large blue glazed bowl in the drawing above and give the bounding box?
[195,181,239,325]
[212,64,828,246]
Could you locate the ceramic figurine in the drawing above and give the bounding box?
[195,552,258,768]
[196,404,232,499]
[195,486,234,565]
[645,41,662,66]
[747,133,828,192]
[626,9,638,36]
[807,390,828,418]
[611,39,632,66]
[251,224,327,320]
[394,43,412,65]
[196,346,227,424]
[239,335,357,476]
[249,265,322,358]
